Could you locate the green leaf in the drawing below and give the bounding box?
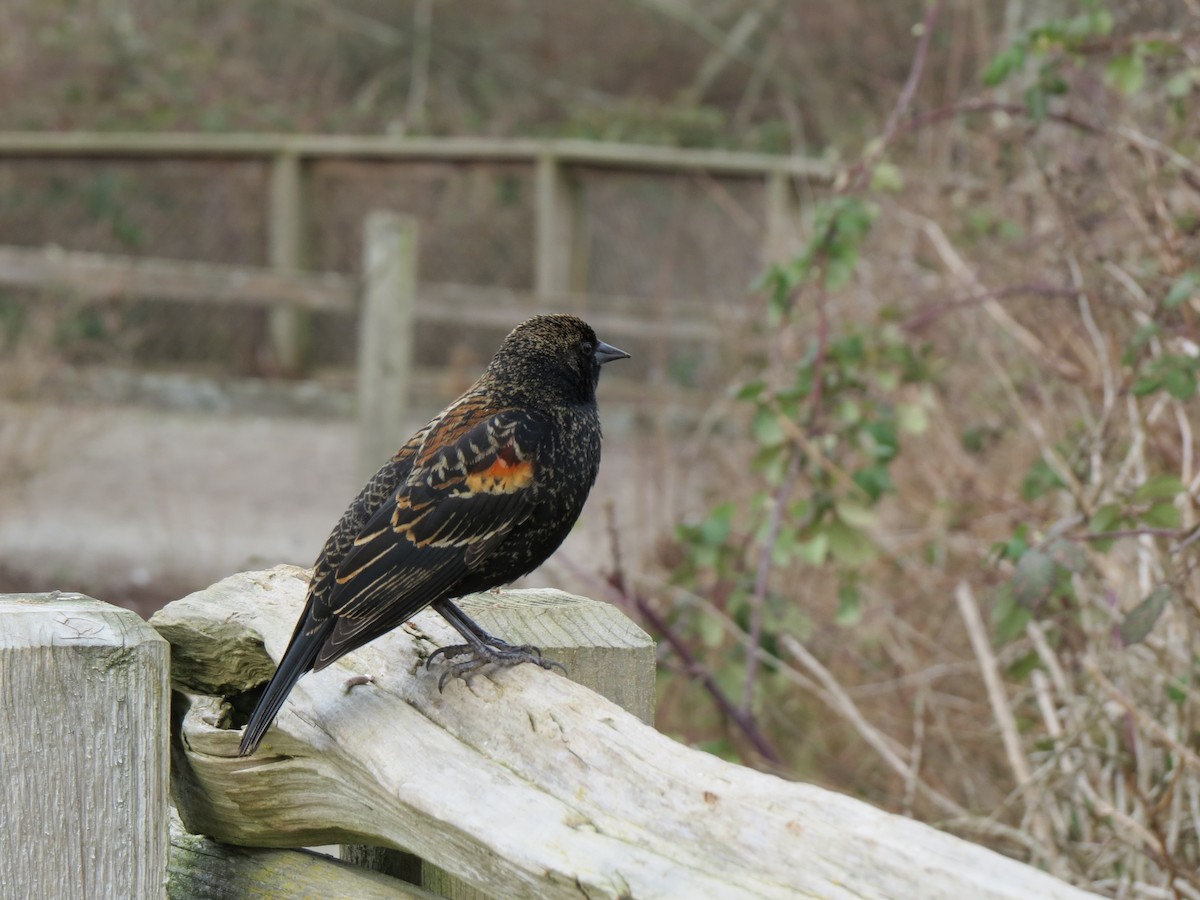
[897,401,929,434]
[852,464,894,502]
[698,502,736,546]
[1021,458,1067,500]
[864,419,899,460]
[1105,53,1145,95]
[1000,524,1029,561]
[1164,366,1196,400]
[1120,586,1172,645]
[1141,502,1181,529]
[735,379,766,401]
[826,520,876,565]
[837,398,862,425]
[1132,373,1164,396]
[752,406,785,447]
[823,245,859,291]
[870,161,905,193]
[1088,503,1124,535]
[795,530,829,565]
[697,609,726,648]
[1166,68,1199,98]
[992,588,1033,644]
[983,43,1026,86]
[1011,548,1058,609]
[1090,9,1114,37]
[1164,270,1198,307]
[1134,474,1185,503]
[1007,650,1041,682]
[835,584,862,626]
[835,499,877,529]
[1166,676,1189,705]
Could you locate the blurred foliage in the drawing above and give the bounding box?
[651,1,1200,892]
[1,0,943,147]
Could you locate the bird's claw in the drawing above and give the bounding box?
[429,641,564,691]
[426,638,541,669]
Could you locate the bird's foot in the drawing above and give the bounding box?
[427,640,564,691]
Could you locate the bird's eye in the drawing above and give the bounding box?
[580,340,594,355]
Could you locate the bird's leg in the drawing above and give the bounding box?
[428,599,565,690]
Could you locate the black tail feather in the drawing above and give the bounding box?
[238,621,330,756]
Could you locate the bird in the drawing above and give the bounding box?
[238,314,630,756]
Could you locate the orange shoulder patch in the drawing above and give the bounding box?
[465,456,535,494]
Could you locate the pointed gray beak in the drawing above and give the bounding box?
[594,339,631,366]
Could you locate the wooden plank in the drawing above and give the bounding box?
[0,244,355,310]
[153,566,1096,900]
[0,592,170,900]
[168,812,434,899]
[0,243,717,348]
[357,211,417,481]
[0,131,832,179]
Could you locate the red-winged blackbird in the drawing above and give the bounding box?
[238,314,629,755]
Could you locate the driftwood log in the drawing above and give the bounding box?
[152,566,1094,899]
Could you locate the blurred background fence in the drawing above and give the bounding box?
[0,133,828,422]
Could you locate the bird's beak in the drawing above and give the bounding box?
[594,340,631,366]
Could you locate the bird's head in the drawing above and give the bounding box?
[488,314,630,406]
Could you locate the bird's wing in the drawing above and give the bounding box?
[311,402,549,668]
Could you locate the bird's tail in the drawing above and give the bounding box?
[238,620,330,757]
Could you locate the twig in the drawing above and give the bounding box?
[842,0,945,194]
[902,684,928,817]
[896,98,1102,137]
[1073,527,1185,543]
[779,634,911,779]
[901,283,1078,333]
[897,211,1069,371]
[954,582,1055,847]
[601,507,784,766]
[1083,656,1200,775]
[742,454,796,714]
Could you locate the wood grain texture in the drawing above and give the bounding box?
[168,812,433,899]
[153,566,1097,900]
[0,592,169,900]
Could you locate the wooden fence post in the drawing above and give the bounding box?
[0,592,169,899]
[535,151,587,297]
[358,211,418,482]
[268,148,309,374]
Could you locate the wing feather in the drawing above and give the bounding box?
[309,404,549,669]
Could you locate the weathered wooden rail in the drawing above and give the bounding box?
[1,568,1099,899]
[0,218,718,480]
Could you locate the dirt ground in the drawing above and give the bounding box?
[0,395,691,617]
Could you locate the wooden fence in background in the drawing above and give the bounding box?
[0,132,829,372]
[0,210,723,479]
